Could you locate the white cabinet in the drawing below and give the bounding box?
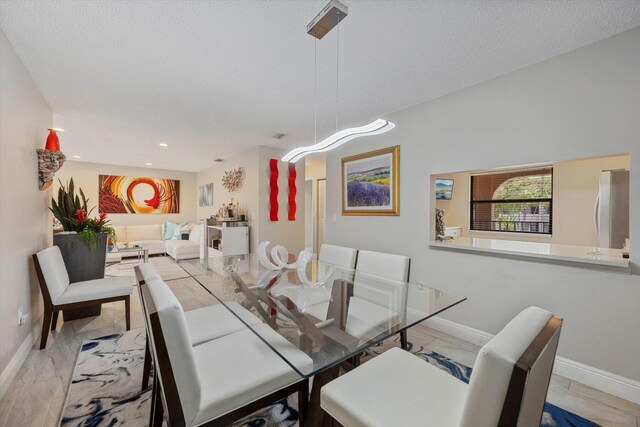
[206,225,249,257]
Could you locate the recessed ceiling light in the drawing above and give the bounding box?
[72,155,81,159]
[159,143,168,147]
[146,163,152,166]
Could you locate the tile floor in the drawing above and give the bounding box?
[0,257,638,427]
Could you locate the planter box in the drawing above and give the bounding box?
[53,232,107,320]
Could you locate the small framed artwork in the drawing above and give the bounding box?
[342,145,399,216]
[198,183,214,207]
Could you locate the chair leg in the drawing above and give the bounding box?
[50,311,59,331]
[142,339,151,391]
[124,296,131,330]
[150,378,164,427]
[40,306,53,349]
[400,330,408,350]
[352,353,361,367]
[298,379,309,426]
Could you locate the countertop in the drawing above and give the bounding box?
[429,236,629,269]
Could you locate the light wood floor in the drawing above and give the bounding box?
[0,259,638,427]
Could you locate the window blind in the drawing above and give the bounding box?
[470,168,553,235]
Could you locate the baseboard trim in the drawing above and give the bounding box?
[0,324,39,400]
[424,316,640,405]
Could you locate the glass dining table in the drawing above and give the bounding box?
[179,254,466,427]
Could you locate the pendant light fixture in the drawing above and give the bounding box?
[282,0,395,163]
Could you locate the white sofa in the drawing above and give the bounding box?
[111,224,203,261]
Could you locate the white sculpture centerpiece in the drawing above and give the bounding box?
[257,241,334,313]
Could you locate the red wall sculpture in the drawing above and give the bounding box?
[288,163,297,220]
[269,159,279,221]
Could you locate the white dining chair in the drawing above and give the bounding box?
[352,250,411,349]
[303,244,358,321]
[33,246,132,349]
[140,272,314,427]
[318,244,358,269]
[321,306,562,427]
[136,263,263,390]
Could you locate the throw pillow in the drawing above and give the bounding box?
[172,221,190,240]
[162,221,177,240]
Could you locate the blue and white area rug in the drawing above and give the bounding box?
[60,330,599,426]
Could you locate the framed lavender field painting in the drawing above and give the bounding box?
[342,145,399,216]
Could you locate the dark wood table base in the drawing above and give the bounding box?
[305,365,340,427]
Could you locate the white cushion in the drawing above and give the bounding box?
[193,324,313,425]
[146,277,201,426]
[303,301,330,321]
[126,224,162,242]
[271,284,332,313]
[185,302,262,346]
[319,244,358,269]
[166,239,199,260]
[345,296,400,341]
[321,347,466,427]
[459,307,553,427]
[36,246,70,302]
[56,276,132,305]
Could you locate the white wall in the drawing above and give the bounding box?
[55,161,197,226]
[0,31,52,395]
[196,146,304,254]
[197,147,259,252]
[258,146,305,254]
[326,28,640,381]
[436,154,630,246]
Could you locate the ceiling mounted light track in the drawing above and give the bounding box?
[283,0,395,163]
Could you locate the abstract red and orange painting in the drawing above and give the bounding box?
[99,175,180,214]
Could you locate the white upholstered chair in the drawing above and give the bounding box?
[318,244,358,269]
[321,306,562,427]
[140,272,314,426]
[351,250,411,348]
[302,244,358,321]
[33,246,132,349]
[136,263,263,390]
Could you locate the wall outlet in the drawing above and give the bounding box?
[18,307,28,326]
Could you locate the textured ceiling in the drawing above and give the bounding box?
[2,1,640,172]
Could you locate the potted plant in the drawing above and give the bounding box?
[50,178,116,319]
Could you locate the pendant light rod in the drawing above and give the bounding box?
[282,1,396,163]
[336,14,340,132]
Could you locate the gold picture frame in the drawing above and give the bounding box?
[341,145,400,216]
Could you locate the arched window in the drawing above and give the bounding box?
[470,168,552,234]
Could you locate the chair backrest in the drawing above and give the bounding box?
[353,250,410,314]
[319,244,358,269]
[142,276,201,427]
[33,246,71,305]
[459,306,562,427]
[138,263,161,282]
